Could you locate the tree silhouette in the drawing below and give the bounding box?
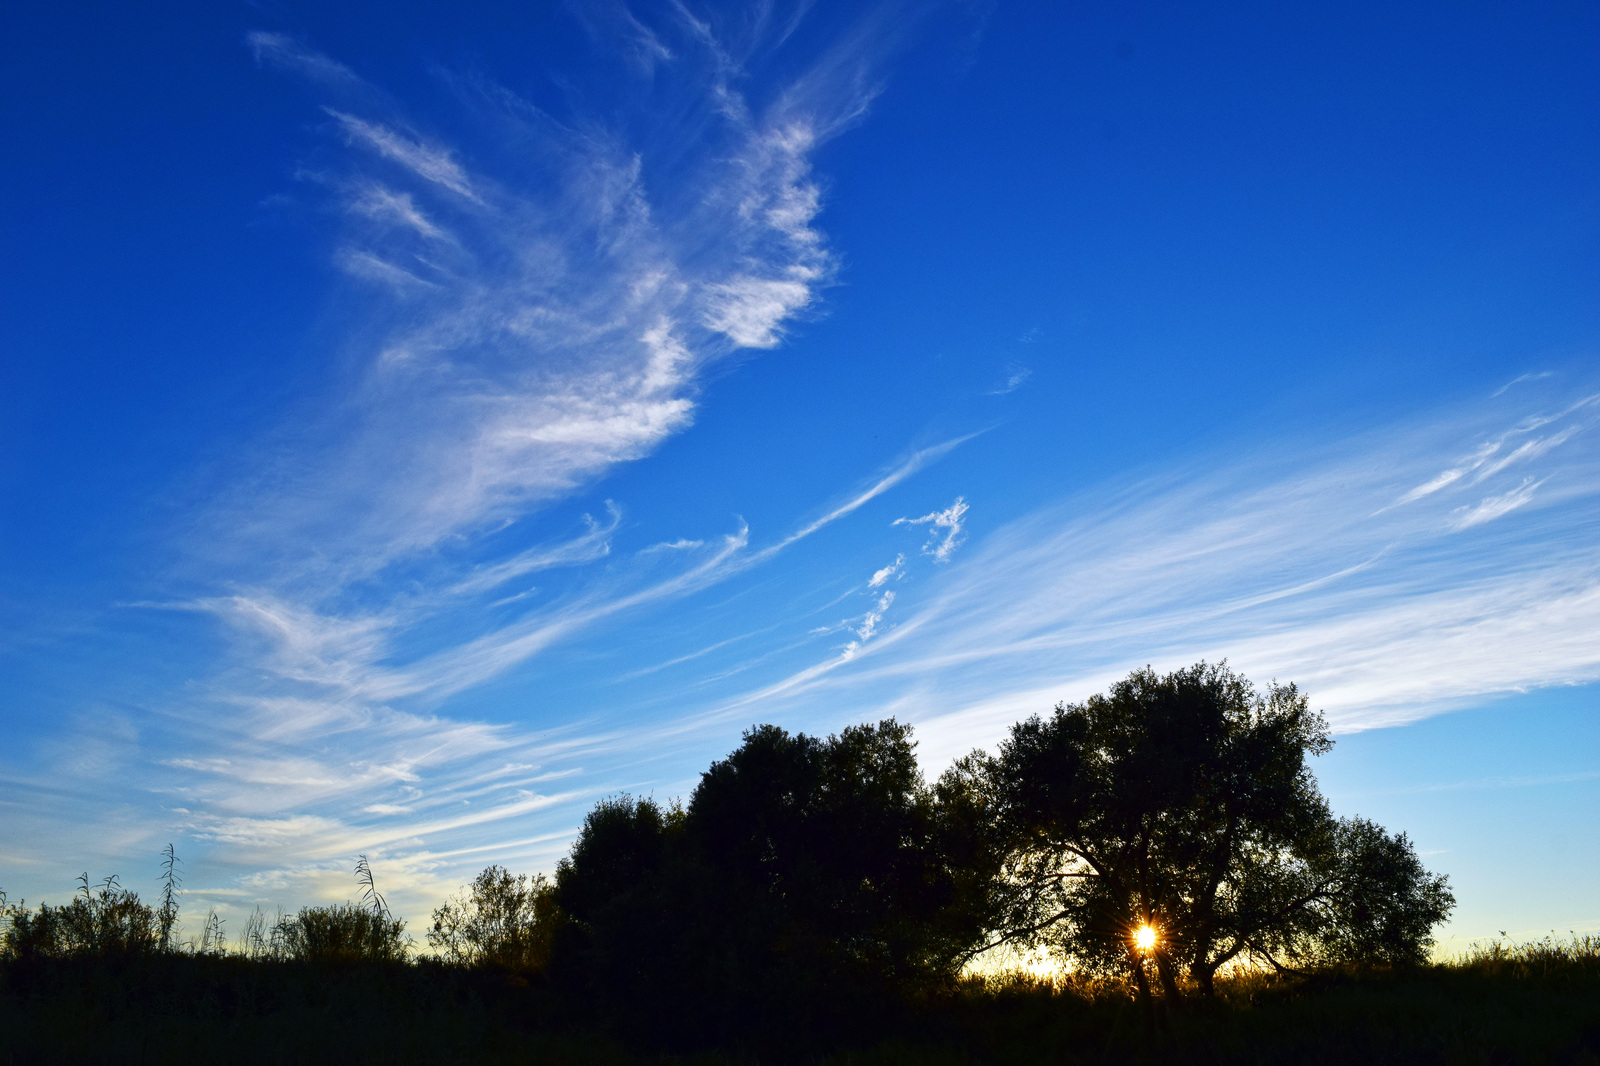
[552,720,985,1047]
[686,720,975,984]
[952,662,1453,1005]
[428,865,562,970]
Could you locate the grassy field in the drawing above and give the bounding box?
[2,937,1596,1064]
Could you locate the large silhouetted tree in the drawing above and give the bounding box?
[551,719,986,1046]
[949,662,1453,1004]
[687,719,980,983]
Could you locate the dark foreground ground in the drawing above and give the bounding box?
[3,944,1597,1065]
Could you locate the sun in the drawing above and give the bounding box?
[1133,923,1158,951]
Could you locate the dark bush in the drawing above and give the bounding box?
[273,904,409,963]
[2,877,161,960]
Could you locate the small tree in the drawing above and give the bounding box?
[551,794,691,1027]
[956,662,1453,1004]
[428,865,561,970]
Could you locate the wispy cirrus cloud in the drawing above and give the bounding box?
[324,109,482,202]
[0,6,946,924]
[1491,370,1555,398]
[987,364,1032,395]
[208,13,884,595]
[1382,395,1592,508]
[346,184,448,240]
[709,383,1600,768]
[1450,476,1545,529]
[868,554,905,588]
[447,504,620,597]
[895,496,969,562]
[765,435,978,554]
[844,590,895,659]
[247,31,363,89]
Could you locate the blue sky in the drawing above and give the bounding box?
[2,0,1597,949]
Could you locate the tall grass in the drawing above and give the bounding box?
[157,843,179,952]
[1451,932,1600,978]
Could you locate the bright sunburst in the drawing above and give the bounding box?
[1134,924,1158,951]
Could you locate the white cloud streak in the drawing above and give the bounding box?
[868,554,905,588]
[718,387,1600,769]
[447,504,620,596]
[198,20,890,597]
[348,184,448,240]
[773,436,977,552]
[247,31,364,88]
[0,12,923,927]
[1491,370,1554,398]
[848,591,894,649]
[987,364,1032,395]
[1450,477,1544,529]
[325,110,481,201]
[895,496,969,561]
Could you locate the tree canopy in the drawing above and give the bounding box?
[530,663,1452,1039]
[956,662,1453,1001]
[550,719,982,1044]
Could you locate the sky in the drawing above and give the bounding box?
[1,0,1597,951]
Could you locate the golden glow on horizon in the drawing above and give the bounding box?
[1134,923,1158,951]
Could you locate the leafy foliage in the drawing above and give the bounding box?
[3,934,1597,1063]
[2,875,162,959]
[428,865,562,970]
[686,719,981,982]
[253,854,410,963]
[272,903,409,963]
[958,662,1454,1001]
[551,719,988,1045]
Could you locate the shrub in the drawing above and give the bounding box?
[428,865,562,971]
[273,903,409,963]
[1,876,161,960]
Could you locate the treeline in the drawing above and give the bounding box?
[532,663,1451,1042]
[2,663,1458,1052]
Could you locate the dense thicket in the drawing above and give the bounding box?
[5,939,1599,1064]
